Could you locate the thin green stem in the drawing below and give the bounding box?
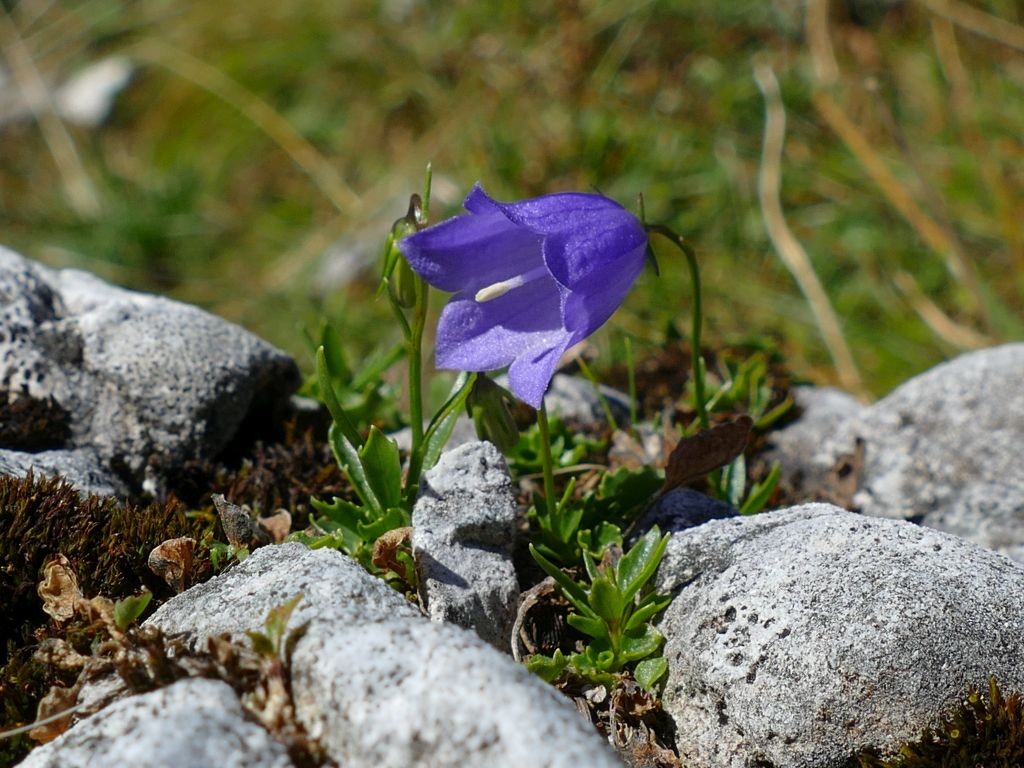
[536,403,558,521]
[406,275,429,489]
[624,336,637,430]
[647,225,709,429]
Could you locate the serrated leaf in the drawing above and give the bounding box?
[359,427,403,510]
[112,591,152,631]
[634,657,668,691]
[617,527,669,604]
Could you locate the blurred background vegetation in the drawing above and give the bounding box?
[1,0,1021,399]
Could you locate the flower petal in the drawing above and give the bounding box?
[399,210,543,294]
[434,276,566,375]
[487,191,647,290]
[508,336,573,409]
[561,241,647,341]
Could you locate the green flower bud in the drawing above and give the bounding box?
[467,375,519,453]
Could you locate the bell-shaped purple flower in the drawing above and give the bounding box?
[399,184,648,408]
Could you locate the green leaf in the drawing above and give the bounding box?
[634,657,668,691]
[624,595,671,631]
[617,527,669,604]
[317,347,362,448]
[580,642,618,672]
[578,521,623,559]
[359,427,403,511]
[525,650,570,683]
[740,462,781,515]
[588,576,624,623]
[356,506,408,542]
[620,625,663,662]
[245,630,276,658]
[529,544,595,618]
[567,613,610,641]
[263,593,303,649]
[421,372,476,472]
[113,591,152,631]
[328,424,382,513]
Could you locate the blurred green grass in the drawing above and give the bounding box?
[1,0,1021,398]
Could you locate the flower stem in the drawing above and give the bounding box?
[646,225,709,430]
[405,273,429,492]
[536,402,558,521]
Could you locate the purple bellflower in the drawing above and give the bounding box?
[399,184,648,408]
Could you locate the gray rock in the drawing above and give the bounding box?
[0,446,126,497]
[0,246,300,497]
[145,541,419,646]
[766,346,1024,560]
[141,540,617,768]
[761,385,866,497]
[18,678,294,768]
[541,373,631,427]
[291,619,620,768]
[630,488,738,539]
[413,441,520,650]
[656,503,1024,767]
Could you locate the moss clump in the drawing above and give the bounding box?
[854,678,1024,767]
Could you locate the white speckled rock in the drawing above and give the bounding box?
[142,541,617,768]
[291,619,620,768]
[18,678,294,768]
[144,541,419,645]
[656,503,1024,767]
[763,346,1024,561]
[0,246,300,497]
[413,441,519,650]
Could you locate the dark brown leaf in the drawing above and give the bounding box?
[661,415,753,494]
[213,494,270,549]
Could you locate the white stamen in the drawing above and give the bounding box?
[475,275,526,302]
[474,266,549,303]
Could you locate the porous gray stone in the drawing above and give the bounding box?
[18,678,294,768]
[145,541,419,645]
[413,441,520,650]
[541,373,631,427]
[291,619,621,768]
[139,540,617,768]
[656,503,1024,767]
[0,246,300,497]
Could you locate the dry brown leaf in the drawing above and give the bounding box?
[38,555,83,623]
[372,526,413,575]
[148,537,196,593]
[257,509,292,544]
[213,493,270,549]
[33,638,89,671]
[661,415,753,495]
[29,685,78,743]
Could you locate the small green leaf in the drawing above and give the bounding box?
[740,462,781,515]
[317,347,362,448]
[567,613,610,641]
[113,591,152,631]
[245,630,276,658]
[588,576,625,623]
[617,527,669,604]
[624,595,671,631]
[634,657,668,691]
[263,593,303,650]
[421,372,476,472]
[328,424,382,513]
[525,650,571,683]
[529,544,595,618]
[359,427,403,511]
[620,625,664,661]
[722,453,746,507]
